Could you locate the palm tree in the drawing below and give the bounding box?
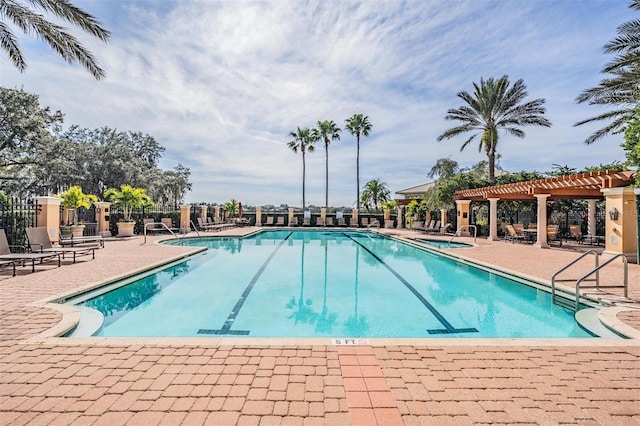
[345,114,372,210]
[437,75,551,183]
[313,120,341,209]
[287,127,316,210]
[1,0,111,79]
[575,0,640,144]
[360,179,390,211]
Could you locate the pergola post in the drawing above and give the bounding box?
[455,200,471,234]
[587,199,597,237]
[534,194,550,248]
[396,205,403,228]
[487,198,500,241]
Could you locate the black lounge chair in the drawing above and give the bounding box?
[26,227,97,263]
[0,229,60,272]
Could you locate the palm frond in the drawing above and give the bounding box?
[0,21,25,71]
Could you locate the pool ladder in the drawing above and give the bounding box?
[142,221,200,245]
[448,224,477,244]
[551,250,628,312]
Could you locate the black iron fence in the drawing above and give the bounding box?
[0,197,38,247]
[108,205,181,235]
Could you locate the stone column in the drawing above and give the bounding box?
[455,200,471,234]
[320,208,326,225]
[534,194,550,248]
[200,205,208,222]
[94,201,112,237]
[214,206,220,219]
[352,208,359,225]
[396,206,403,229]
[180,204,191,232]
[256,206,262,226]
[587,199,597,237]
[289,207,294,224]
[35,196,62,243]
[487,198,500,241]
[440,208,448,226]
[602,187,638,261]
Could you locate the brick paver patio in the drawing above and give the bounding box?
[1,228,639,425]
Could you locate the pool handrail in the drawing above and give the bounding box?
[574,253,628,312]
[449,224,476,244]
[551,249,599,309]
[143,221,179,245]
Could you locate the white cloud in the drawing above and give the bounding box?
[1,0,632,206]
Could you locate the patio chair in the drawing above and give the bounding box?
[288,217,298,227]
[264,216,275,226]
[26,227,97,263]
[0,229,60,272]
[337,217,347,227]
[275,216,285,226]
[197,217,215,231]
[59,233,104,248]
[547,225,562,246]
[505,224,526,243]
[424,220,441,234]
[567,224,583,243]
[316,217,326,227]
[143,218,161,234]
[161,218,179,232]
[367,219,380,228]
[439,223,453,234]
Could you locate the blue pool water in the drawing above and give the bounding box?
[414,238,473,249]
[74,230,591,338]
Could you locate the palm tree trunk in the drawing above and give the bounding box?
[488,151,495,183]
[302,151,306,210]
[325,142,329,209]
[356,133,360,210]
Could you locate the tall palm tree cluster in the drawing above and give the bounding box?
[288,114,371,210]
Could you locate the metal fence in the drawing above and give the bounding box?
[108,204,181,235]
[0,197,38,247]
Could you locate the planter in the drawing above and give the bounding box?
[70,224,85,237]
[60,225,85,237]
[117,221,135,237]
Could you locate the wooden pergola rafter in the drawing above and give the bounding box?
[455,170,636,201]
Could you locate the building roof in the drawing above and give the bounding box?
[455,170,636,201]
[396,181,436,196]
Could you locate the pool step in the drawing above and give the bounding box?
[574,308,622,339]
[68,306,104,337]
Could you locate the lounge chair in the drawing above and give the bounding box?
[275,216,285,226]
[325,217,334,227]
[567,224,583,243]
[547,225,562,246]
[439,223,453,234]
[0,259,16,276]
[360,218,369,228]
[197,217,215,231]
[0,229,60,272]
[505,224,526,243]
[161,218,179,232]
[302,217,311,226]
[143,218,161,233]
[264,216,275,226]
[424,220,441,234]
[347,217,357,227]
[26,227,97,263]
[288,217,298,227]
[316,217,326,227]
[59,231,104,248]
[337,217,347,227]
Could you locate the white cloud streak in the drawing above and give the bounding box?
[1,0,631,206]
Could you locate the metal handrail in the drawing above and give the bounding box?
[189,220,201,237]
[574,253,628,312]
[143,222,178,244]
[450,224,477,243]
[551,250,599,302]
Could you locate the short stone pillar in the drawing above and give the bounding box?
[396,206,403,228]
[534,194,550,248]
[35,196,62,243]
[214,206,220,219]
[94,201,112,237]
[602,187,638,261]
[383,209,390,220]
[455,200,471,236]
[256,206,262,226]
[288,207,294,224]
[180,204,191,232]
[587,199,597,237]
[440,208,448,226]
[352,208,359,225]
[200,205,208,222]
[320,208,326,224]
[487,198,500,241]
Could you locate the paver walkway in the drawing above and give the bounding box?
[1,229,640,425]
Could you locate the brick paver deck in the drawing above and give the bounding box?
[1,228,639,425]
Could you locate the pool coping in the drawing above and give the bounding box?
[24,229,640,345]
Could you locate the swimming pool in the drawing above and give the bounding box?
[71,230,592,338]
[413,238,473,249]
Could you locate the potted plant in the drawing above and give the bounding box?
[104,184,151,237]
[55,186,98,237]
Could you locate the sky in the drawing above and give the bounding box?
[0,0,633,207]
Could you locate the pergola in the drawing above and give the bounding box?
[453,170,637,256]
